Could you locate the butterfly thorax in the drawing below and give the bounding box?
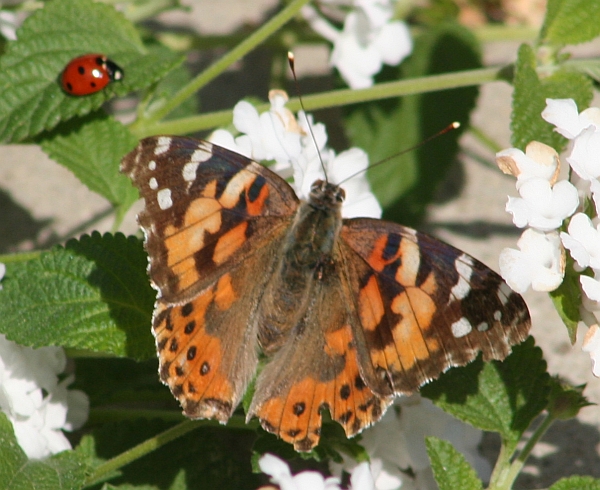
[257,180,345,354]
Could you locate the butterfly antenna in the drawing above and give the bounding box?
[337,121,461,186]
[288,51,329,183]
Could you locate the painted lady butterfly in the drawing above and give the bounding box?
[121,135,531,452]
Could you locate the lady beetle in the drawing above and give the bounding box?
[61,54,123,96]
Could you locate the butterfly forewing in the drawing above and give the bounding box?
[341,218,531,393]
[121,136,298,302]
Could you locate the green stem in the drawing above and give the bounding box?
[82,415,257,487]
[488,442,513,490]
[468,124,504,154]
[504,414,555,489]
[133,0,312,131]
[490,414,556,490]
[0,250,42,263]
[83,419,202,487]
[137,65,505,137]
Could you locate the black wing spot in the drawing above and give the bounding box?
[293,402,306,416]
[382,233,401,261]
[340,384,351,400]
[181,302,194,317]
[200,361,210,375]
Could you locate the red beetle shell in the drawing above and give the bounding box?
[61,54,123,96]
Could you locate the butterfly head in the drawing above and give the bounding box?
[309,179,345,210]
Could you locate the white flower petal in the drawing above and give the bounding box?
[259,453,293,482]
[499,229,564,293]
[208,129,251,158]
[591,179,600,217]
[232,100,260,136]
[579,107,600,129]
[581,275,600,303]
[582,324,600,377]
[567,126,600,181]
[64,389,89,431]
[506,178,578,231]
[349,462,376,490]
[542,98,588,139]
[0,334,88,459]
[372,21,412,66]
[561,212,600,270]
[496,143,558,186]
[302,5,340,43]
[330,6,412,89]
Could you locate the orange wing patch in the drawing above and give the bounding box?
[153,289,236,422]
[251,323,392,452]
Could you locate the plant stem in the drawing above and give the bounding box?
[83,419,202,487]
[134,0,312,130]
[503,414,555,489]
[0,250,42,263]
[490,414,556,490]
[82,415,257,487]
[136,65,505,137]
[488,442,513,490]
[469,124,504,154]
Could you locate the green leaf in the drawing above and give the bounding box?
[542,0,600,46]
[550,475,600,490]
[0,232,155,360]
[72,357,175,412]
[144,60,199,121]
[39,113,139,220]
[547,378,592,420]
[426,437,482,490]
[511,43,593,151]
[0,412,89,490]
[549,258,582,344]
[568,59,600,83]
[0,0,184,143]
[421,338,550,454]
[344,22,481,226]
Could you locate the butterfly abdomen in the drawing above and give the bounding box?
[257,188,344,354]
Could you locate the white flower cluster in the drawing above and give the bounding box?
[257,396,489,490]
[301,0,412,89]
[330,396,489,490]
[498,98,600,377]
[258,453,372,490]
[209,89,382,219]
[0,265,89,460]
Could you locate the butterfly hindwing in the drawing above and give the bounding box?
[248,259,393,451]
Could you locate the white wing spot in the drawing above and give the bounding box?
[155,137,172,155]
[494,310,502,321]
[149,177,158,190]
[191,148,212,163]
[157,188,173,210]
[477,322,490,332]
[498,283,512,305]
[183,162,200,182]
[148,160,157,171]
[451,317,472,338]
[451,254,473,302]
